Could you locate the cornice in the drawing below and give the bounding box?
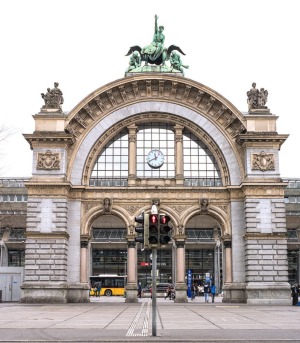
[23,132,75,150]
[237,132,289,148]
[64,75,246,146]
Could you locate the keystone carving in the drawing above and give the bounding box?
[36,150,60,170]
[199,198,209,212]
[251,151,275,171]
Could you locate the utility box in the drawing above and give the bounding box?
[0,267,24,302]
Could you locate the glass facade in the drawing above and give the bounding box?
[89,123,222,186]
[136,123,175,178]
[90,130,129,186]
[185,249,215,285]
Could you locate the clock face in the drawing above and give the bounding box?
[147,150,165,168]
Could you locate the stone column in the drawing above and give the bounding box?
[174,236,187,303]
[80,240,88,283]
[174,125,184,186]
[125,240,138,303]
[127,124,137,187]
[224,241,233,283]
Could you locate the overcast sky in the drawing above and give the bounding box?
[0,0,299,178]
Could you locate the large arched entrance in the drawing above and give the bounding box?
[22,74,290,304]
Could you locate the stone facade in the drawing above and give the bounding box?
[16,73,291,304]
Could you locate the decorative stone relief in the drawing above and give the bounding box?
[83,202,98,215]
[65,78,246,145]
[103,198,112,212]
[199,198,209,212]
[251,151,275,171]
[122,205,143,215]
[36,150,60,170]
[170,205,189,214]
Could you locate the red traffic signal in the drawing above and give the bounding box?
[159,214,171,245]
[149,214,159,245]
[150,214,158,224]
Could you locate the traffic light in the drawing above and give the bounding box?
[159,214,171,245]
[149,213,159,246]
[134,212,149,246]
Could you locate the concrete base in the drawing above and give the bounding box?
[125,284,138,303]
[21,283,68,303]
[21,283,90,303]
[67,284,90,303]
[222,283,246,303]
[174,283,188,303]
[246,282,292,305]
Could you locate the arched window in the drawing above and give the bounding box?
[183,131,222,186]
[89,124,222,187]
[90,130,129,186]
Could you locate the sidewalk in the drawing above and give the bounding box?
[0,297,300,342]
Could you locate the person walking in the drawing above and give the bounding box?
[96,282,102,297]
[210,283,216,303]
[137,282,142,298]
[203,283,210,303]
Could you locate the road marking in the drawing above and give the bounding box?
[126,301,150,337]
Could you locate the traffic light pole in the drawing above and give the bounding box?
[151,247,157,337]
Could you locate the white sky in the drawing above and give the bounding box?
[0,0,299,178]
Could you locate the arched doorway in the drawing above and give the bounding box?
[185,214,222,294]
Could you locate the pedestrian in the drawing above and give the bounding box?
[203,283,210,303]
[210,283,216,303]
[165,284,171,300]
[93,285,97,297]
[291,283,299,306]
[137,282,142,298]
[97,282,102,297]
[191,283,197,300]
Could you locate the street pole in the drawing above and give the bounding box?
[152,247,157,336]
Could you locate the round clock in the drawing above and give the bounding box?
[147,150,165,168]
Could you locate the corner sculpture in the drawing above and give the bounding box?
[41,82,64,110]
[247,82,268,112]
[125,15,188,75]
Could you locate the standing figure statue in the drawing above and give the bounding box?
[170,51,189,76]
[51,82,64,108]
[247,82,259,110]
[141,15,165,65]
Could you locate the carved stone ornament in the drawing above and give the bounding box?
[41,82,64,110]
[251,151,275,172]
[199,198,209,212]
[103,198,112,212]
[37,150,60,170]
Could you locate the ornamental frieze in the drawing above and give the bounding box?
[83,202,99,215]
[122,205,143,215]
[65,77,246,144]
[251,151,275,171]
[169,205,190,214]
[36,150,60,170]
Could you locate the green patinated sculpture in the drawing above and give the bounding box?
[126,51,142,72]
[170,51,189,76]
[125,15,188,75]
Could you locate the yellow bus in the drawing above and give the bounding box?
[90,274,126,296]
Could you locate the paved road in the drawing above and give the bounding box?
[0,296,300,342]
